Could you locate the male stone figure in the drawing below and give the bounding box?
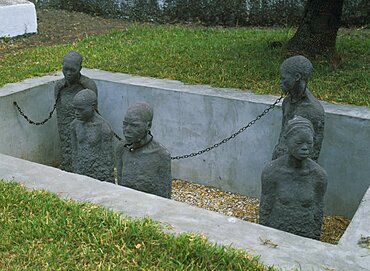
[55,50,98,171]
[260,116,327,240]
[71,89,114,183]
[116,102,172,198]
[272,55,325,161]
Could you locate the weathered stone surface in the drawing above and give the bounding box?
[3,69,369,217]
[260,116,327,240]
[55,51,98,171]
[0,0,37,38]
[0,153,368,271]
[272,55,325,162]
[71,89,114,183]
[116,102,171,198]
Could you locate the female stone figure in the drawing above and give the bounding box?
[260,116,327,240]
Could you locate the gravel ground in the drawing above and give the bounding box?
[1,9,350,245]
[172,179,350,244]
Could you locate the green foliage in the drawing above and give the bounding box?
[129,0,163,21]
[342,0,370,26]
[60,0,121,17]
[0,25,369,106]
[0,180,274,270]
[163,0,249,26]
[34,0,369,27]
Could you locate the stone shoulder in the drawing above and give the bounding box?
[115,138,170,159]
[262,156,286,175]
[54,78,66,97]
[54,78,66,90]
[306,89,324,113]
[95,115,113,135]
[146,140,171,159]
[80,75,98,93]
[307,159,328,181]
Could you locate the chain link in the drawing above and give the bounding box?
[14,91,283,160]
[171,95,284,160]
[113,131,122,141]
[13,92,61,126]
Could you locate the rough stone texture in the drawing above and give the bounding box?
[272,55,325,162]
[55,51,98,171]
[0,0,37,38]
[172,179,350,244]
[71,89,114,183]
[116,103,172,198]
[260,116,327,240]
[117,139,171,198]
[0,154,368,271]
[2,69,370,217]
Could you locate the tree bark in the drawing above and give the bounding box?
[287,0,344,56]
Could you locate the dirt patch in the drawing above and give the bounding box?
[0,9,127,56]
[1,7,351,245]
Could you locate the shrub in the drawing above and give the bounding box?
[33,0,369,27]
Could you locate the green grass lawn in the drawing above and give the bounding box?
[0,24,369,106]
[0,180,275,270]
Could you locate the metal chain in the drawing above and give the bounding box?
[113,131,122,141]
[14,91,283,160]
[94,109,123,141]
[13,92,61,126]
[13,97,59,125]
[171,95,284,160]
[14,96,125,137]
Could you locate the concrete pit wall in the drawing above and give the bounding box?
[1,154,369,271]
[0,75,60,165]
[1,69,369,218]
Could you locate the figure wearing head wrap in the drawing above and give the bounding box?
[70,89,114,183]
[272,55,325,162]
[55,50,98,171]
[260,116,327,240]
[116,102,172,198]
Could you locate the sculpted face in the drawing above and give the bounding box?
[73,100,94,122]
[62,60,81,84]
[72,90,96,122]
[123,113,150,144]
[279,68,299,94]
[286,128,313,160]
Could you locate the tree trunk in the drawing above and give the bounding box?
[287,0,344,56]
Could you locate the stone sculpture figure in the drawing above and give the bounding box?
[272,55,325,162]
[116,102,172,198]
[71,89,114,183]
[260,116,327,240]
[55,50,98,171]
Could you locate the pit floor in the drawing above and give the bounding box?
[171,179,350,244]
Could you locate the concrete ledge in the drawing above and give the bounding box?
[1,69,370,217]
[0,153,368,271]
[0,0,37,38]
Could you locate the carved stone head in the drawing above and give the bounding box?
[72,89,97,122]
[284,116,314,161]
[62,50,82,84]
[123,102,153,144]
[279,55,313,93]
